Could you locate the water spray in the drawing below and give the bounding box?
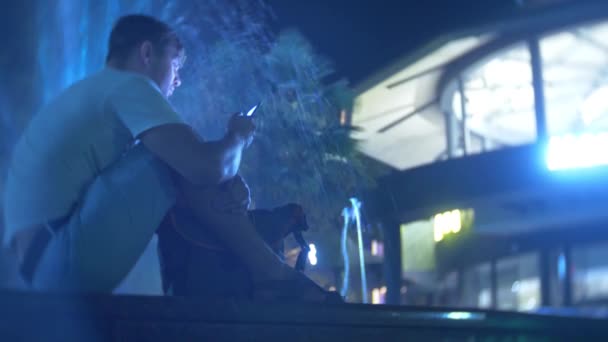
[340,208,350,297]
[340,197,368,303]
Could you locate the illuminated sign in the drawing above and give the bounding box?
[433,210,461,242]
[433,209,473,242]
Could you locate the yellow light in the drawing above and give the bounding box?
[434,213,443,242]
[433,209,463,242]
[434,229,444,242]
[380,286,387,295]
[371,288,381,304]
[450,210,462,233]
[371,239,379,256]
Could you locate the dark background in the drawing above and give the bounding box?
[267,0,519,84]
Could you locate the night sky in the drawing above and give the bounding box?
[267,0,519,84]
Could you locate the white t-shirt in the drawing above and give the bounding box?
[3,67,184,247]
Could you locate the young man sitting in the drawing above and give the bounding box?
[3,15,335,302]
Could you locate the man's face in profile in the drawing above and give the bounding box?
[148,42,185,98]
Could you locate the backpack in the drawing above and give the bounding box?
[156,203,311,298]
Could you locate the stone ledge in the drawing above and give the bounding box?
[0,290,605,341]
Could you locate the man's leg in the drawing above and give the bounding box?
[176,179,290,284]
[32,145,176,292]
[176,178,335,303]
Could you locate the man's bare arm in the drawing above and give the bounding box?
[139,123,246,186]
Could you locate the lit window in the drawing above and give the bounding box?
[541,22,608,136]
[452,43,536,149]
[581,86,608,125]
[371,286,387,304]
[371,239,384,257]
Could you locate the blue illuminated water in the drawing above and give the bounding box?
[0,0,182,293]
[340,207,351,297]
[341,198,368,303]
[36,0,161,103]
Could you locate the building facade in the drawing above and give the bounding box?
[353,1,608,312]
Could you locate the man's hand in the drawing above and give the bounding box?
[227,113,255,148]
[140,119,251,186]
[214,175,251,213]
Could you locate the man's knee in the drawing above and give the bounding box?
[63,145,177,292]
[102,144,177,216]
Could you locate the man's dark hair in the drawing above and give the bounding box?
[106,14,183,63]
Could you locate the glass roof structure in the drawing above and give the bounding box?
[351,3,608,171]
